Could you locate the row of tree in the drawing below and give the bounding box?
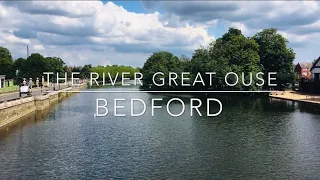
[141,28,296,90]
[90,65,139,80]
[0,27,296,90]
[0,48,68,81]
[0,48,138,83]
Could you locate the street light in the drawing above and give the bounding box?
[29,78,32,92]
[36,77,39,88]
[15,70,19,85]
[59,72,61,90]
[60,59,63,90]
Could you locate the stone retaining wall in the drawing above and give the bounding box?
[0,86,80,128]
[0,97,35,128]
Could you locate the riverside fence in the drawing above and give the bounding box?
[300,80,320,94]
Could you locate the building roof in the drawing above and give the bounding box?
[0,75,6,78]
[296,63,312,69]
[301,63,312,69]
[311,57,320,71]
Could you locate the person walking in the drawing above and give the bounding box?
[39,80,43,93]
[27,80,32,93]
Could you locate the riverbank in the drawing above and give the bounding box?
[0,83,87,129]
[269,90,320,105]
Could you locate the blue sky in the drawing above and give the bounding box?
[110,0,227,40]
[0,1,319,67]
[109,1,146,13]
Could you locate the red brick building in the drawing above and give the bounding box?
[294,63,312,80]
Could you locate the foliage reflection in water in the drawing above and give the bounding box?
[0,88,319,179]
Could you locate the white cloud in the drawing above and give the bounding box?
[0,30,30,45]
[0,1,214,67]
[230,22,249,35]
[1,0,319,66]
[33,45,44,51]
[142,1,320,63]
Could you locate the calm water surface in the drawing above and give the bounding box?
[1,87,320,179]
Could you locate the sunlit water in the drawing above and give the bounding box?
[1,86,320,179]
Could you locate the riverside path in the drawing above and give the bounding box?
[0,84,69,102]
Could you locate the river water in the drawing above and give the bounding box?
[0,86,320,179]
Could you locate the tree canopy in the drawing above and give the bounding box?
[253,28,295,87]
[209,28,262,90]
[0,47,138,84]
[0,27,300,90]
[141,28,296,90]
[0,47,14,78]
[141,51,183,87]
[90,65,138,80]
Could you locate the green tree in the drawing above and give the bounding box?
[253,28,295,88]
[212,28,262,90]
[180,55,191,72]
[0,46,14,78]
[190,46,222,90]
[45,57,65,73]
[141,51,182,89]
[24,53,48,79]
[190,28,261,90]
[13,58,26,72]
[89,65,139,83]
[13,58,27,82]
[80,64,92,79]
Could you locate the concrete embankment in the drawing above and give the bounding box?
[0,84,86,128]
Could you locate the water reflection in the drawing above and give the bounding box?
[297,102,320,114]
[0,88,320,179]
[0,96,69,140]
[0,107,51,140]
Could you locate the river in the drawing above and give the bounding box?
[0,86,320,179]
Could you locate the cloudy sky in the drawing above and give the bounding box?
[0,1,319,67]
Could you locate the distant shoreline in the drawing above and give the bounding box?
[269,91,320,105]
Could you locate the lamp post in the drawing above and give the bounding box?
[15,70,19,85]
[27,45,29,58]
[41,76,44,93]
[60,59,63,90]
[29,78,32,92]
[36,77,39,88]
[59,72,61,90]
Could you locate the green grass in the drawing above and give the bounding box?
[0,86,19,94]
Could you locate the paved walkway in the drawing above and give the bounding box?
[269,91,320,105]
[0,84,69,102]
